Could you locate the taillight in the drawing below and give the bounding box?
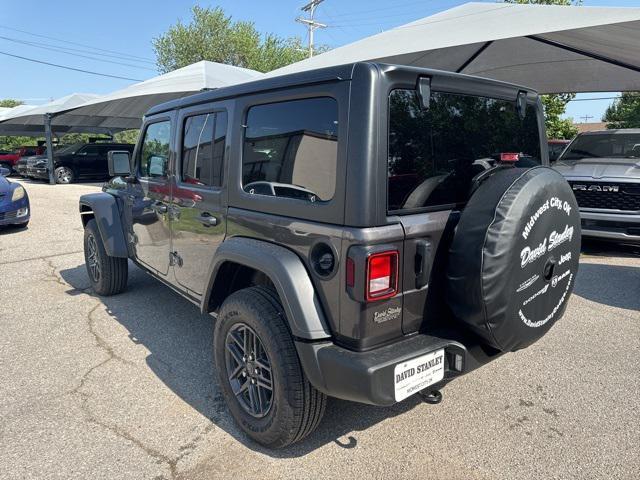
[366,250,399,301]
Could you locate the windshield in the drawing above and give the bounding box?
[388,89,542,212]
[55,143,84,155]
[559,133,640,161]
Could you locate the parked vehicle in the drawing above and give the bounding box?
[79,62,581,448]
[548,139,571,162]
[0,167,30,227]
[31,142,135,183]
[0,145,44,173]
[15,156,30,178]
[554,129,640,244]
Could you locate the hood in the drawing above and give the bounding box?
[553,157,640,181]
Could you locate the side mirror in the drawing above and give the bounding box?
[108,150,131,177]
[148,155,166,177]
[0,167,10,177]
[417,77,432,110]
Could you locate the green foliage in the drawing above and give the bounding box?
[603,93,640,129]
[113,129,139,144]
[541,94,578,139]
[152,6,309,73]
[0,99,23,108]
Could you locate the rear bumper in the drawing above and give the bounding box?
[296,332,500,406]
[580,210,640,244]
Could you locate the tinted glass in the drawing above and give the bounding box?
[140,121,171,178]
[388,90,541,212]
[181,112,227,187]
[82,145,101,155]
[242,97,338,202]
[560,133,640,161]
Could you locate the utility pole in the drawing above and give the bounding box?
[580,114,594,123]
[296,0,327,58]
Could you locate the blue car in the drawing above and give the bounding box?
[0,167,30,228]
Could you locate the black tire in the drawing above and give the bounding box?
[54,165,75,184]
[83,218,128,295]
[214,286,326,448]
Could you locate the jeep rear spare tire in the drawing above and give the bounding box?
[446,167,581,352]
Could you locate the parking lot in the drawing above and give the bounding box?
[1,179,639,480]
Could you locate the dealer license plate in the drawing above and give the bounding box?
[393,349,445,402]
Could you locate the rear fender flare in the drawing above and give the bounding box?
[202,237,331,340]
[79,192,128,258]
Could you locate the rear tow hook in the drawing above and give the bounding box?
[418,389,443,404]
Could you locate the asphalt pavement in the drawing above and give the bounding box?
[1,179,638,480]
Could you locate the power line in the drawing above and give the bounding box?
[0,36,157,71]
[0,50,143,81]
[316,0,433,19]
[0,33,156,65]
[0,24,155,63]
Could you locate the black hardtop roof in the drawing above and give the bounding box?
[146,61,537,117]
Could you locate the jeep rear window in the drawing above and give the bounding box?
[242,97,338,202]
[388,89,541,212]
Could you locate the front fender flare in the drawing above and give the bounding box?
[202,237,331,340]
[79,192,128,258]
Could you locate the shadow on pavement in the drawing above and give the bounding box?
[574,262,640,311]
[59,262,423,458]
[576,239,640,311]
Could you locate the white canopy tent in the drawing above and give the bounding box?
[0,61,263,183]
[267,2,640,93]
[48,61,264,131]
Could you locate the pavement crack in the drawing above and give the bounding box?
[0,250,83,266]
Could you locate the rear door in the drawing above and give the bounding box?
[170,102,230,296]
[386,86,544,334]
[75,145,100,177]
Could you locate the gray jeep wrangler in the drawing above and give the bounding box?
[79,62,581,448]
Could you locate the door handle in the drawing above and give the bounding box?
[153,202,168,214]
[195,213,218,227]
[415,240,432,290]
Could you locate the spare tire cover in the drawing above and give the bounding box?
[446,167,581,352]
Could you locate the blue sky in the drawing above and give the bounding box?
[0,0,637,121]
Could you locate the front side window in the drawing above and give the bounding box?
[139,121,171,178]
[181,111,227,187]
[242,97,338,202]
[388,89,541,212]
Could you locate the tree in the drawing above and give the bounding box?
[153,6,308,74]
[505,0,580,139]
[542,93,578,139]
[0,99,23,108]
[603,92,640,129]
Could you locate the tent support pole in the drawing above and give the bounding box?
[527,35,640,75]
[44,113,55,185]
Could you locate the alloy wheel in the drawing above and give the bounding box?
[225,323,274,418]
[86,233,101,282]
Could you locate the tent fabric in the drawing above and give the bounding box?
[48,61,263,130]
[267,2,640,93]
[0,93,101,125]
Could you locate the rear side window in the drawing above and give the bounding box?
[181,111,227,187]
[242,97,338,202]
[388,89,541,212]
[139,121,171,178]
